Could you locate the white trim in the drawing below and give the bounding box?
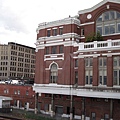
[44,57,64,61]
[78,54,100,58]
[52,27,57,29]
[102,33,120,37]
[80,22,94,26]
[37,17,80,31]
[37,33,80,42]
[78,0,120,14]
[45,53,64,57]
[33,84,120,99]
[46,39,63,44]
[80,36,85,39]
[44,68,63,70]
[102,53,120,56]
[59,26,63,28]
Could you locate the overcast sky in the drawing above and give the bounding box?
[0,0,103,47]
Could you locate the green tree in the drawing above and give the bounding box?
[86,32,103,42]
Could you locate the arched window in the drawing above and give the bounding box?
[96,11,120,35]
[50,63,58,83]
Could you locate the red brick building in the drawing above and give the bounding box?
[33,0,120,119]
[0,84,35,110]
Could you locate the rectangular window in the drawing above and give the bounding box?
[51,46,57,54]
[113,56,120,86]
[75,59,78,67]
[59,46,63,53]
[59,28,63,35]
[104,12,109,20]
[97,26,102,35]
[26,90,29,95]
[104,114,109,120]
[75,71,78,84]
[99,57,107,85]
[44,104,49,112]
[110,24,115,34]
[110,11,115,20]
[91,112,96,120]
[46,47,49,54]
[104,25,109,35]
[18,90,20,95]
[81,28,84,36]
[117,12,120,19]
[53,29,57,36]
[47,30,51,37]
[85,58,93,85]
[117,23,120,33]
[85,70,93,85]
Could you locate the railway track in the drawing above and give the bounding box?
[0,115,22,120]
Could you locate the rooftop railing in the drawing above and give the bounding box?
[78,39,120,51]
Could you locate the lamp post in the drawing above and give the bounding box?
[70,53,73,120]
[35,92,38,114]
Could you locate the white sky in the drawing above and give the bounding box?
[0,0,103,47]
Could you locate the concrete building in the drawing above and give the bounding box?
[33,0,120,120]
[0,42,35,81]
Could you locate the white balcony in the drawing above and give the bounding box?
[78,39,120,52]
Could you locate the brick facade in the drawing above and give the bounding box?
[33,0,120,119]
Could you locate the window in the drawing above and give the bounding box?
[104,114,109,120]
[26,90,29,95]
[75,71,78,84]
[47,30,51,37]
[44,104,49,112]
[86,70,93,84]
[81,28,84,36]
[14,90,17,95]
[50,63,58,83]
[59,46,63,53]
[51,46,57,54]
[91,112,96,120]
[59,28,63,35]
[99,57,107,85]
[4,89,9,94]
[53,29,57,36]
[113,56,120,85]
[46,47,49,54]
[75,59,78,67]
[85,58,93,85]
[18,90,20,95]
[96,11,120,35]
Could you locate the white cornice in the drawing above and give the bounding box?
[78,54,100,58]
[80,22,94,26]
[37,17,80,31]
[37,33,80,42]
[78,0,120,14]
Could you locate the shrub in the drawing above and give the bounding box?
[86,32,103,42]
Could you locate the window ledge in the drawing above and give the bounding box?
[102,32,120,37]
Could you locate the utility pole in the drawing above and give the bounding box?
[35,93,38,114]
